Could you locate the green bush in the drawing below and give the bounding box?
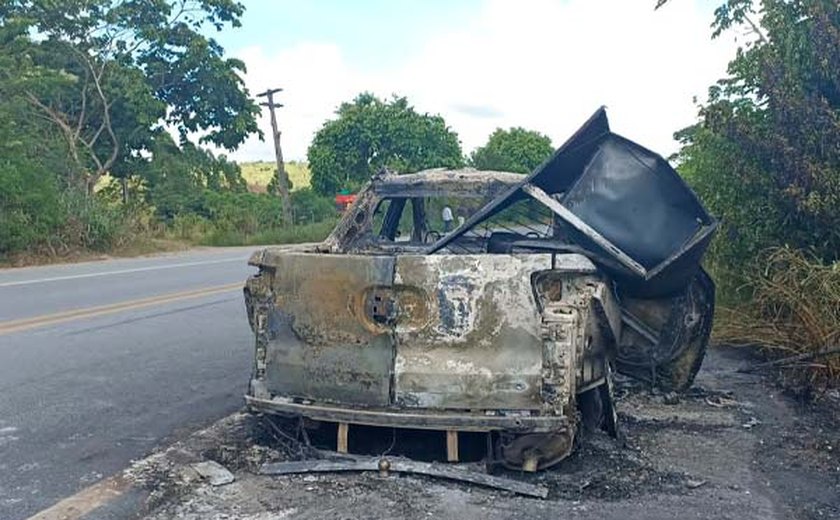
[675,0,840,304]
[202,190,284,235]
[201,219,336,247]
[165,213,213,242]
[0,160,144,257]
[290,188,335,225]
[0,97,66,257]
[0,160,63,256]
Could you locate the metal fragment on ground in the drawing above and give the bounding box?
[259,457,549,499]
[191,460,235,486]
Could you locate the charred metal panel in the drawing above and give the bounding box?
[372,168,522,199]
[392,254,552,410]
[429,108,717,297]
[563,136,704,269]
[533,267,621,405]
[257,253,396,406]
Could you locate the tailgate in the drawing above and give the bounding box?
[393,254,551,410]
[255,252,551,411]
[257,253,394,406]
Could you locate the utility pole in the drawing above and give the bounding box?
[257,87,293,226]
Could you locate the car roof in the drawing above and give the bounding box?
[370,168,523,198]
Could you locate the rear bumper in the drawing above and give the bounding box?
[245,395,568,433]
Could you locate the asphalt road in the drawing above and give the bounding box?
[0,248,259,520]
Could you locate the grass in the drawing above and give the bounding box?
[198,219,336,247]
[240,161,311,193]
[0,236,189,268]
[714,247,840,394]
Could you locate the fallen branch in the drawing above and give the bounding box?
[737,347,840,373]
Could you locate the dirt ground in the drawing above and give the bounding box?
[131,346,839,520]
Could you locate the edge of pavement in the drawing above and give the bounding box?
[25,411,252,520]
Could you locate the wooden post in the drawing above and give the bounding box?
[257,87,293,227]
[337,422,349,454]
[446,430,459,462]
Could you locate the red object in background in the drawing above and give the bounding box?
[335,193,356,212]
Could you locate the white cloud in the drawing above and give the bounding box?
[229,0,738,162]
[228,42,364,162]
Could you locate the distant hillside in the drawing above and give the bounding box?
[240,161,311,193]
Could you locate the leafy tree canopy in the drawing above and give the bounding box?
[470,127,553,174]
[139,133,247,220]
[0,0,259,193]
[307,93,464,195]
[673,0,840,291]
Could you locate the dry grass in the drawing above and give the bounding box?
[0,237,189,268]
[715,247,840,392]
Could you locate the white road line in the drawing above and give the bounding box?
[0,257,247,288]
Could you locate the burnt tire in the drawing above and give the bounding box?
[653,317,709,391]
[615,269,715,392]
[578,386,604,433]
[577,363,619,437]
[498,431,574,471]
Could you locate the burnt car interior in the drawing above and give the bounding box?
[372,197,542,247]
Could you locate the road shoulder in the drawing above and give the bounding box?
[34,347,838,520]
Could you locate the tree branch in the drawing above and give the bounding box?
[743,12,769,45]
[25,91,84,176]
[74,69,89,142]
[71,48,120,180]
[88,63,120,176]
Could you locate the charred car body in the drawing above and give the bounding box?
[244,108,716,471]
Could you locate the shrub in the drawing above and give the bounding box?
[290,188,335,225]
[202,191,284,235]
[201,219,336,247]
[166,213,212,242]
[54,190,157,252]
[0,161,63,256]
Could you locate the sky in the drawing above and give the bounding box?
[210,0,740,163]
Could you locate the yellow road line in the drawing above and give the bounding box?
[26,474,132,520]
[0,282,242,335]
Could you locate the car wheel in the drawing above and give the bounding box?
[577,363,619,437]
[615,269,715,391]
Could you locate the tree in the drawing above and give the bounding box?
[0,0,260,194]
[673,0,840,290]
[307,93,464,195]
[470,127,553,174]
[0,21,68,255]
[139,134,247,220]
[0,95,65,256]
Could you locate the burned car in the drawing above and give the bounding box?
[243,108,716,471]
